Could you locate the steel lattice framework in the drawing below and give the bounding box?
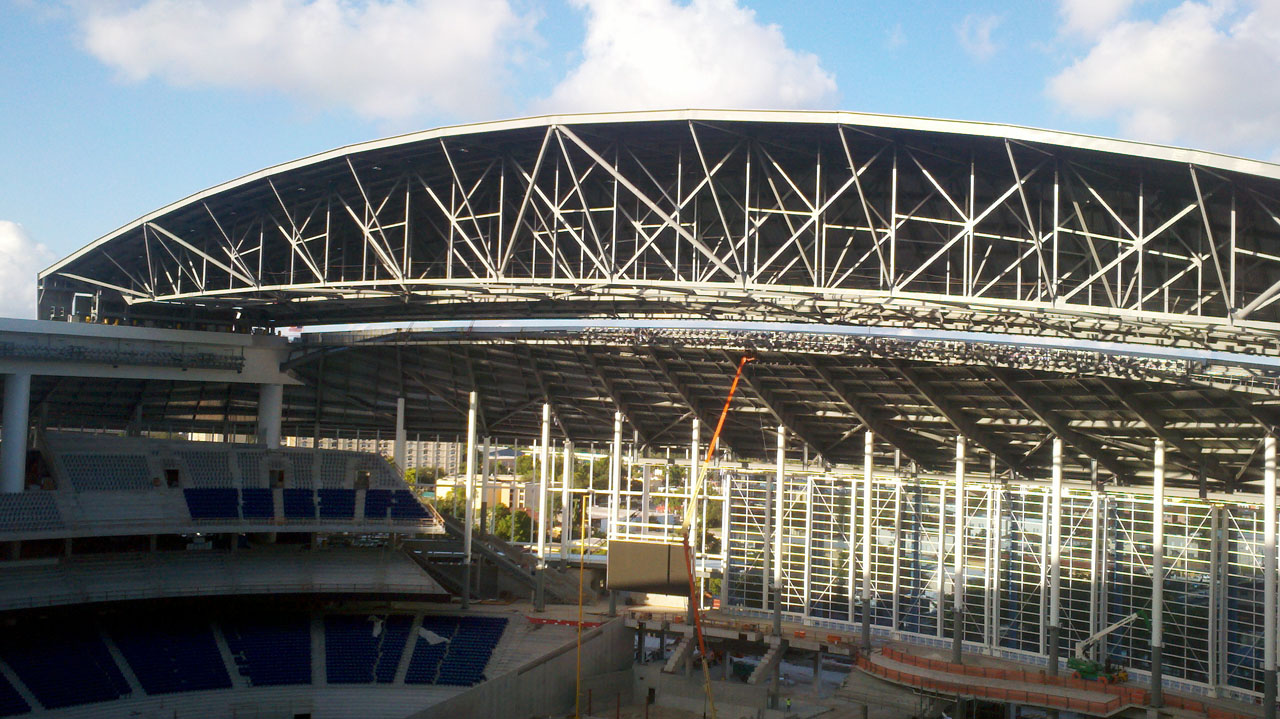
[37,111,1280,348]
[32,111,1280,490]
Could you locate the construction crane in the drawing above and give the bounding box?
[1067,610,1149,683]
[681,353,755,719]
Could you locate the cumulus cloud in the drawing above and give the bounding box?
[0,222,55,320]
[1058,0,1140,36]
[957,13,1002,60]
[1049,1,1280,155]
[78,0,533,122]
[538,0,837,113]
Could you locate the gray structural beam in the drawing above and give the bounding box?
[807,357,937,469]
[1100,378,1236,487]
[991,368,1132,482]
[892,360,1026,474]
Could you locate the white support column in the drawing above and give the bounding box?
[538,403,550,561]
[610,411,622,540]
[773,425,785,597]
[690,418,701,562]
[1152,438,1166,707]
[1264,435,1276,719]
[721,468,732,610]
[862,430,875,650]
[462,390,478,609]
[802,475,814,622]
[561,439,573,562]
[953,435,966,663]
[1,373,30,494]
[257,383,283,448]
[393,397,407,473]
[481,436,491,534]
[1048,437,1063,675]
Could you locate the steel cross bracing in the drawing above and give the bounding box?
[39,118,1280,356]
[724,471,1278,704]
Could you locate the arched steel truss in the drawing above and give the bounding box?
[37,112,1280,353]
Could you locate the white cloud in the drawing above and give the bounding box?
[78,0,533,122]
[0,222,55,320]
[1058,0,1140,36]
[1048,1,1280,155]
[538,0,837,114]
[957,13,1002,60]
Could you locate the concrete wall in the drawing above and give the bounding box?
[633,663,777,719]
[410,617,633,719]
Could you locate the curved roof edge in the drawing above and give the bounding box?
[42,108,1280,278]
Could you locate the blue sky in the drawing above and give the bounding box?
[3,0,1280,317]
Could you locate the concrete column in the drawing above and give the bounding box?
[1151,439,1165,708]
[1048,437,1063,676]
[721,469,732,609]
[1,373,31,494]
[256,383,283,447]
[561,439,573,562]
[774,425,785,604]
[462,391,478,610]
[862,430,874,652]
[1265,435,1276,719]
[538,403,550,562]
[953,435,966,664]
[610,411,623,538]
[393,397,406,472]
[689,418,701,570]
[480,436,491,534]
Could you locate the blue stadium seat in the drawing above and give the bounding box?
[363,489,392,519]
[239,488,273,519]
[317,488,355,519]
[405,615,506,686]
[0,672,28,717]
[324,614,411,684]
[109,616,232,695]
[282,488,315,519]
[184,488,239,519]
[222,614,311,687]
[0,619,131,709]
[389,490,431,520]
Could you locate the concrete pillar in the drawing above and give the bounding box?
[256,383,283,447]
[561,439,573,562]
[538,403,550,562]
[481,436,491,534]
[1151,439,1165,708]
[1265,435,1276,719]
[393,397,406,472]
[953,435,965,664]
[461,390,478,610]
[862,430,874,652]
[1,373,31,494]
[1048,437,1063,676]
[813,648,824,696]
[689,418,701,568]
[774,425,785,605]
[610,411,623,538]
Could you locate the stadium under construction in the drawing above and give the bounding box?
[1,109,1279,718]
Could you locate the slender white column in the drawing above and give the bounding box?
[1264,435,1276,719]
[393,397,407,472]
[538,403,551,561]
[256,383,283,447]
[610,411,622,538]
[1048,437,1063,675]
[561,439,573,561]
[774,425,785,594]
[1151,439,1166,706]
[953,436,966,663]
[690,418,700,549]
[862,431,874,650]
[481,436,491,532]
[1,373,30,494]
[462,390,478,609]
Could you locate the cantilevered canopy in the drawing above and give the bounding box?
[33,110,1280,492]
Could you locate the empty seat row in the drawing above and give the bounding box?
[0,492,62,533]
[324,615,412,684]
[364,489,431,520]
[108,615,232,695]
[405,616,507,687]
[59,453,151,491]
[0,619,131,709]
[223,614,311,687]
[183,488,429,522]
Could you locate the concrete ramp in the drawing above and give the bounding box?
[748,640,785,685]
[663,636,693,673]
